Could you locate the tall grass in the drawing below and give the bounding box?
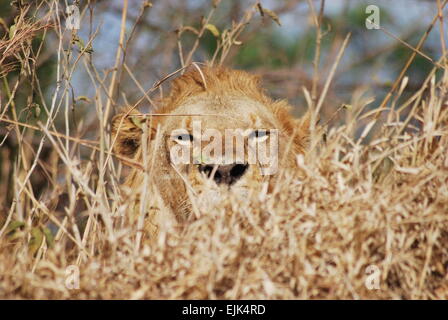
[0,0,447,299]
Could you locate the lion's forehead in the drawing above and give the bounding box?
[165,95,278,130]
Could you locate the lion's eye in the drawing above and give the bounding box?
[250,130,270,141]
[174,133,193,142]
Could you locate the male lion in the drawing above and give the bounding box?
[112,66,311,238]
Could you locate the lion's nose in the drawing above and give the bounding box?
[199,163,249,185]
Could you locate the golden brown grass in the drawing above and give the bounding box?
[0,0,447,299]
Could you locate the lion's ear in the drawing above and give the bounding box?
[111,112,154,159]
[294,110,313,151]
[299,110,311,131]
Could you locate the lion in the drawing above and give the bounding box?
[111,66,311,238]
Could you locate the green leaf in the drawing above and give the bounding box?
[42,227,54,248]
[205,24,220,37]
[6,220,25,236]
[130,116,143,129]
[75,96,91,103]
[29,227,44,256]
[9,24,16,39]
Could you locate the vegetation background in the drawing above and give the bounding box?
[0,0,447,299]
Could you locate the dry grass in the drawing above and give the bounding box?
[0,0,447,299]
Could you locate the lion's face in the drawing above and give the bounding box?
[112,67,310,221]
[163,94,282,194]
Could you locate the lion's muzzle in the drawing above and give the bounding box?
[198,163,249,186]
